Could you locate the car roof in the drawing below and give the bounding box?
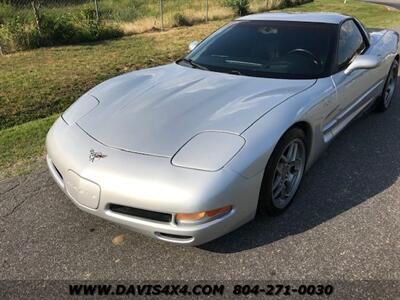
[237,12,350,24]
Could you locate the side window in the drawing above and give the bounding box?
[337,20,365,67]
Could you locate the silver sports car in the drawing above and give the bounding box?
[46,12,399,245]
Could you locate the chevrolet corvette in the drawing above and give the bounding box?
[46,12,399,245]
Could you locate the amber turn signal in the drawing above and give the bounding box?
[176,206,232,222]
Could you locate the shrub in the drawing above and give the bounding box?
[276,0,313,9]
[39,14,76,45]
[277,0,296,8]
[0,9,123,53]
[0,16,40,52]
[172,13,192,27]
[283,0,295,8]
[0,3,14,25]
[39,9,123,45]
[224,0,250,16]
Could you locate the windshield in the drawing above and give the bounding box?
[179,21,338,79]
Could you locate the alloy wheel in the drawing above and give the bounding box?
[384,64,398,108]
[271,139,306,209]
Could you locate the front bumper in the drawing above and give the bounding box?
[46,117,262,245]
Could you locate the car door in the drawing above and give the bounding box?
[327,19,379,137]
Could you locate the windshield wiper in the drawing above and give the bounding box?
[177,58,209,71]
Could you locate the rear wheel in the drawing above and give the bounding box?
[376,59,398,112]
[258,128,307,216]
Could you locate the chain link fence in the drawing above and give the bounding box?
[0,0,312,53]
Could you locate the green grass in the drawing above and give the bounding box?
[0,0,399,179]
[285,0,400,28]
[0,115,58,179]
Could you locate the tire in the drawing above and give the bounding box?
[258,128,307,216]
[375,59,399,112]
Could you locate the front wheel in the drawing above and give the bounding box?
[376,59,398,112]
[258,128,307,216]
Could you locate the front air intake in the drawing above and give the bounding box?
[109,204,172,223]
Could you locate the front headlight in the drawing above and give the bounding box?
[62,94,99,125]
[171,131,245,171]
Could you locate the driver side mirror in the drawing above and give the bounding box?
[344,55,380,75]
[188,41,199,51]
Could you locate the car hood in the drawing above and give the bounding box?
[78,63,315,157]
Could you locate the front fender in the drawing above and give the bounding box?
[226,77,336,179]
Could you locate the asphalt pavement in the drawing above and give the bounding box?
[363,0,400,9]
[1,76,399,282]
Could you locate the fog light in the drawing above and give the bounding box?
[176,205,232,223]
